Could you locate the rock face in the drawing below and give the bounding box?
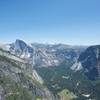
[0,49,56,100]
[1,39,85,67]
[78,45,100,80]
[10,39,34,59]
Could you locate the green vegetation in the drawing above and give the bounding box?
[0,75,33,100]
[5,89,33,100]
[36,62,100,100]
[58,89,77,100]
[36,96,42,100]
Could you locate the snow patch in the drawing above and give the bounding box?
[62,76,70,79]
[82,94,90,98]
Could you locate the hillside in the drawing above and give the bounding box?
[0,49,56,100]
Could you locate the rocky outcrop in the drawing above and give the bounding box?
[78,45,100,80]
[0,49,56,100]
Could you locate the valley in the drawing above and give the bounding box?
[0,40,100,100]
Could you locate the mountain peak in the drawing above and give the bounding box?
[15,39,27,50]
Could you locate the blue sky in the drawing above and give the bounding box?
[0,0,100,45]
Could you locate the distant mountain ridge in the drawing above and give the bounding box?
[0,39,86,67]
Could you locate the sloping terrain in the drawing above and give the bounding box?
[0,49,56,100]
[78,45,100,80]
[72,45,100,80]
[36,59,100,100]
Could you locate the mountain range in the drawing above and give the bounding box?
[0,39,100,100]
[0,39,86,67]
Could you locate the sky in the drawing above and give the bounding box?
[0,0,100,45]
